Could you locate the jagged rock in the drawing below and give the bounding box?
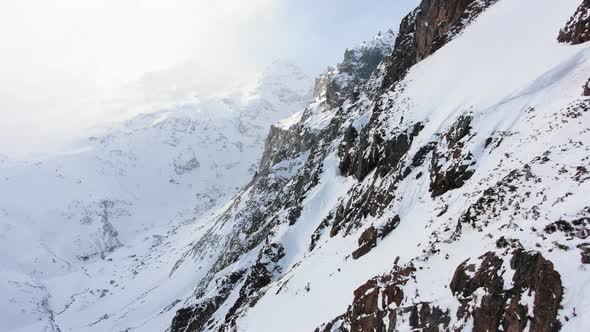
[510,250,563,332]
[544,211,590,266]
[171,270,245,332]
[316,263,415,332]
[352,216,401,259]
[412,142,438,168]
[459,165,537,229]
[338,126,359,176]
[429,156,475,198]
[352,226,377,259]
[319,250,563,332]
[259,123,314,174]
[319,30,396,107]
[408,302,451,331]
[341,122,423,181]
[379,215,401,239]
[429,114,476,197]
[318,265,450,332]
[584,78,590,96]
[326,0,500,245]
[220,242,285,330]
[330,121,423,239]
[380,0,498,90]
[578,243,590,263]
[312,0,503,267]
[495,236,523,249]
[444,114,472,149]
[452,250,563,331]
[451,252,505,331]
[544,217,590,239]
[558,0,590,45]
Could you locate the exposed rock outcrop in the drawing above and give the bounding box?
[171,270,245,332]
[380,0,498,91]
[168,29,400,327]
[167,0,588,331]
[558,0,590,45]
[318,30,397,107]
[324,0,499,240]
[259,123,314,174]
[429,114,476,197]
[451,250,563,331]
[315,263,418,332]
[318,250,563,332]
[351,216,401,259]
[458,164,537,230]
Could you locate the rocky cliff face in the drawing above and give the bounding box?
[314,30,396,108]
[170,1,590,331]
[317,249,564,332]
[558,0,590,45]
[168,33,396,332]
[380,0,498,91]
[0,61,313,332]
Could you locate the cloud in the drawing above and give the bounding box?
[0,0,418,156]
[0,0,282,155]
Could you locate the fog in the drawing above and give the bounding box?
[0,0,417,157]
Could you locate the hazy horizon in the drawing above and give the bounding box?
[0,0,417,157]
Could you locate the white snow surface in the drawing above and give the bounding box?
[237,0,590,330]
[0,61,312,332]
[2,1,590,331]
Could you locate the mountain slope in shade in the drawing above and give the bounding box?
[0,61,312,332]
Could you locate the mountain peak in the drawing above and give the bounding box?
[246,59,313,104]
[350,28,396,54]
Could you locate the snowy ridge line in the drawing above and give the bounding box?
[169,0,590,331]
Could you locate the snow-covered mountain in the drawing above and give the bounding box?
[0,60,312,332]
[3,0,590,331]
[165,0,590,331]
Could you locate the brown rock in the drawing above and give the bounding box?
[316,264,415,332]
[430,115,476,197]
[378,215,401,239]
[351,216,401,260]
[381,0,498,91]
[449,260,476,296]
[171,270,245,332]
[502,295,528,332]
[511,250,563,332]
[449,251,564,332]
[319,250,564,332]
[578,243,590,264]
[381,283,404,308]
[357,226,377,246]
[558,0,590,45]
[408,302,451,331]
[352,226,378,259]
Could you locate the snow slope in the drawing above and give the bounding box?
[0,60,312,332]
[166,0,590,331]
[3,0,590,331]
[239,0,590,330]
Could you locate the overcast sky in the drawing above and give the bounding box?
[0,0,417,156]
